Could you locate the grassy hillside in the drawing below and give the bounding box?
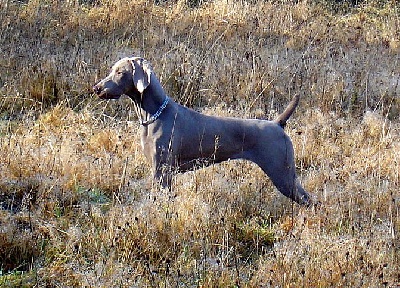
[0,0,399,287]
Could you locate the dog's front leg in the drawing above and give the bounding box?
[151,143,178,192]
[153,164,173,190]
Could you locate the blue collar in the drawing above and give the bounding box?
[141,96,169,126]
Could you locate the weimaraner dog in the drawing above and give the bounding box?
[93,57,312,205]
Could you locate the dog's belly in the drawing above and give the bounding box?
[175,143,254,173]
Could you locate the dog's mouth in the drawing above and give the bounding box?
[97,90,122,100]
[94,86,122,100]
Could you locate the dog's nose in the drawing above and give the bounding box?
[93,85,102,95]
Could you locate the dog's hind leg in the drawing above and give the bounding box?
[251,134,311,205]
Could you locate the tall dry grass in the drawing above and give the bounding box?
[0,0,399,287]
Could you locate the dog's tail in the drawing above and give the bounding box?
[274,94,300,128]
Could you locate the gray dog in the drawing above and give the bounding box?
[93,57,312,205]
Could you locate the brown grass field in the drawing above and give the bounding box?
[0,0,399,287]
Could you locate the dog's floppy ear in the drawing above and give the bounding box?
[130,58,152,93]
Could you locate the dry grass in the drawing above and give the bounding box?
[0,0,399,287]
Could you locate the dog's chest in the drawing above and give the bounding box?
[140,136,152,157]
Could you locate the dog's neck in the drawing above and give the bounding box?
[127,74,169,125]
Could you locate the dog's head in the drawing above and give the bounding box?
[93,57,152,99]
